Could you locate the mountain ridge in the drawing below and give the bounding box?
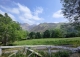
[20,23,64,32]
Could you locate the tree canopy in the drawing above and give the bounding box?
[43,30,50,38]
[61,0,80,30]
[0,13,27,45]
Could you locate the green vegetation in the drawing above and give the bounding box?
[0,13,27,46]
[0,0,80,57]
[1,53,11,57]
[54,51,70,57]
[1,49,70,57]
[28,25,80,39]
[61,0,80,30]
[39,51,70,57]
[0,13,80,46]
[14,37,80,46]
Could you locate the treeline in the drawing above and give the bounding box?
[28,29,63,39]
[28,23,80,39]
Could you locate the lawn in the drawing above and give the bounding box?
[14,37,80,47]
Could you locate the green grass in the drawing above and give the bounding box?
[14,37,80,47]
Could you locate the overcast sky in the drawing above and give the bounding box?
[0,0,68,25]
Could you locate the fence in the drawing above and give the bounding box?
[0,45,80,57]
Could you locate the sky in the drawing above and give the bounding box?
[0,0,68,25]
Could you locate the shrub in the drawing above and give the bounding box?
[54,51,70,57]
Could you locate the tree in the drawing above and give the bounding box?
[50,29,63,38]
[43,30,50,38]
[60,23,78,37]
[0,13,27,45]
[35,32,41,39]
[14,30,28,40]
[61,0,80,30]
[29,32,35,39]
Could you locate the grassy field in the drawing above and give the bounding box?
[14,37,80,47]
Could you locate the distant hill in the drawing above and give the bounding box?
[20,23,64,32]
[20,23,36,31]
[20,23,30,31]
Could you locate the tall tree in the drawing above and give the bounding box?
[61,0,80,30]
[0,13,27,45]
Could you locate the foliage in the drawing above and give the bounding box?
[38,51,52,57]
[50,29,63,38]
[35,32,41,39]
[43,30,50,38]
[0,13,27,45]
[61,0,80,30]
[28,23,80,39]
[29,32,35,39]
[60,23,79,37]
[54,51,70,57]
[14,30,28,40]
[29,29,63,39]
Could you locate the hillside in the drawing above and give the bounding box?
[20,23,36,31]
[20,23,64,32]
[20,23,30,30]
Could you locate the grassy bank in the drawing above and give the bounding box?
[14,37,80,47]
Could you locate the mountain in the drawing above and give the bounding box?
[30,23,63,32]
[20,23,30,31]
[20,23,36,31]
[20,23,63,32]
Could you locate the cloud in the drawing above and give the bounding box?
[19,16,35,25]
[8,13,16,21]
[0,5,20,14]
[0,3,44,25]
[0,10,16,21]
[53,10,63,18]
[16,3,43,20]
[0,10,4,15]
[10,8,20,14]
[34,7,43,16]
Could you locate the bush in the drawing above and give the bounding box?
[54,51,70,57]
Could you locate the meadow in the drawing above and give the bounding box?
[14,37,80,47]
